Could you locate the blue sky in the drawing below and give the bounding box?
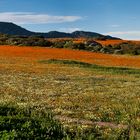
[0,0,140,39]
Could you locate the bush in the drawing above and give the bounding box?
[72,43,85,50]
[63,41,73,48]
[53,41,66,48]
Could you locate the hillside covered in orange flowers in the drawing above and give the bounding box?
[1,45,140,69]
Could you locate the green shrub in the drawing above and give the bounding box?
[72,43,85,50]
[53,41,66,48]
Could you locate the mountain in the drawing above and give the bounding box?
[0,22,34,36]
[72,31,104,38]
[0,22,120,39]
[42,31,72,38]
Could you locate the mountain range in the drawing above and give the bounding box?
[0,22,120,39]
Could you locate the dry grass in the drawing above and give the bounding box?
[0,46,140,138]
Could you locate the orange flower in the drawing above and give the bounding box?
[0,45,140,68]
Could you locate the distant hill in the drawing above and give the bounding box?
[0,22,120,40]
[0,22,34,36]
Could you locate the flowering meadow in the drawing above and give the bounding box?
[0,46,140,139]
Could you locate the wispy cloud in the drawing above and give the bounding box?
[107,31,140,35]
[59,27,81,33]
[106,31,140,40]
[0,12,82,24]
[110,24,120,28]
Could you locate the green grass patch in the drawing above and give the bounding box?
[0,103,127,140]
[39,59,140,76]
[39,59,92,67]
[0,103,64,139]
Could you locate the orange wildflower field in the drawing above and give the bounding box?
[97,40,128,46]
[97,39,140,46]
[49,37,140,46]
[0,45,140,68]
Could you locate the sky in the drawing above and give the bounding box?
[0,0,140,40]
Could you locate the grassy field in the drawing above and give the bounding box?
[0,46,140,139]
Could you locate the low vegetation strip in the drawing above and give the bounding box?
[0,33,140,55]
